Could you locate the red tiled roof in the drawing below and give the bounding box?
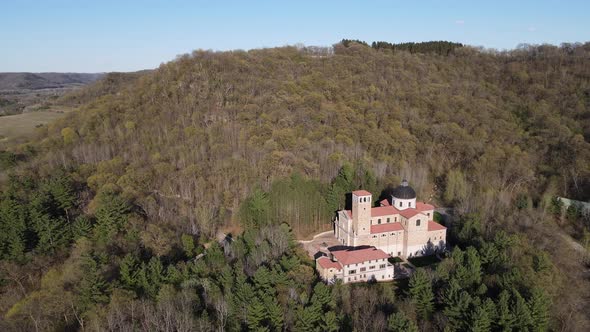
[317,256,343,270]
[371,205,400,217]
[379,199,391,206]
[428,221,446,231]
[331,247,390,265]
[371,222,404,233]
[400,208,420,219]
[352,190,372,196]
[416,202,435,211]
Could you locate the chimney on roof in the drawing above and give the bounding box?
[330,252,337,262]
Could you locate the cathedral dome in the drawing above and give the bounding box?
[391,180,416,199]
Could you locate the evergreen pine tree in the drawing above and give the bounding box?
[77,255,109,311]
[465,246,482,286]
[247,300,268,331]
[409,268,435,319]
[442,278,471,330]
[470,303,492,332]
[496,290,515,331]
[0,197,27,260]
[253,266,273,296]
[513,291,533,331]
[93,190,131,243]
[326,164,354,212]
[119,253,139,290]
[388,311,418,332]
[295,302,322,331]
[263,294,284,331]
[311,282,333,310]
[71,215,92,239]
[322,311,339,332]
[529,288,550,332]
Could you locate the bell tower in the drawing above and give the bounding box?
[352,190,372,237]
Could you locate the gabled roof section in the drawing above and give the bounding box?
[317,256,343,270]
[399,208,421,219]
[371,222,404,233]
[427,221,446,231]
[331,247,390,265]
[416,202,435,211]
[379,198,391,206]
[352,190,372,196]
[371,205,400,217]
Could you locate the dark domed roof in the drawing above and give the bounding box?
[391,180,416,199]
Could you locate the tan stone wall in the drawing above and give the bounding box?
[341,258,394,283]
[367,230,405,256]
[352,193,372,236]
[371,214,398,225]
[405,229,447,257]
[406,214,429,232]
[421,209,434,220]
[316,262,343,281]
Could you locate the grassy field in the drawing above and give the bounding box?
[0,107,73,143]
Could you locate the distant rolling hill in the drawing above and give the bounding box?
[0,72,103,91]
[0,72,105,117]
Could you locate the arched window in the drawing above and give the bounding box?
[416,219,421,226]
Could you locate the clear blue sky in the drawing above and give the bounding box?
[1,0,588,72]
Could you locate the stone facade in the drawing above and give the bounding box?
[334,182,447,258]
[316,247,394,284]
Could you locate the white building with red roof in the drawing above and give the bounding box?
[316,247,394,284]
[334,180,447,258]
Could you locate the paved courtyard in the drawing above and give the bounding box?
[299,230,342,259]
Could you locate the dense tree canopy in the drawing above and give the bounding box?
[0,40,589,331]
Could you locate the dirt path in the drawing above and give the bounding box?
[560,233,587,255]
[298,230,341,258]
[298,230,334,244]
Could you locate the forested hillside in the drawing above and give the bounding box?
[0,41,589,331]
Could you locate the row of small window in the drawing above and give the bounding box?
[360,197,370,203]
[348,264,387,274]
[374,218,423,226]
[397,201,412,208]
[347,274,392,282]
[347,259,385,267]
[375,217,397,224]
[372,232,400,238]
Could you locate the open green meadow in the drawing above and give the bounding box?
[0,107,72,143]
